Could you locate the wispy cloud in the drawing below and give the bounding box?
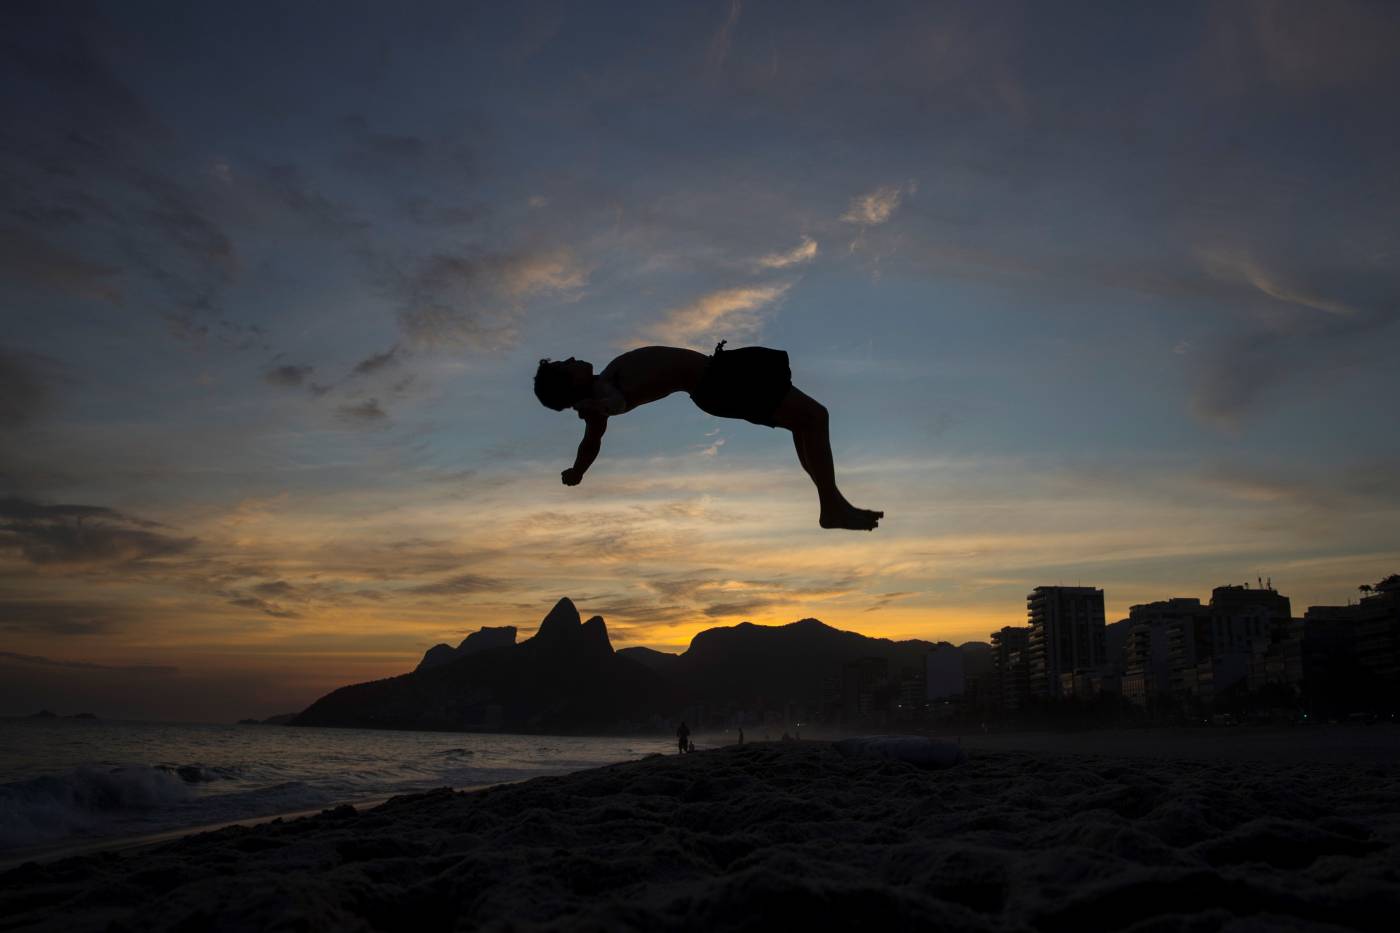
[264,364,314,387]
[0,651,178,675]
[225,594,301,619]
[707,0,745,74]
[0,228,123,304]
[756,236,818,269]
[637,283,790,349]
[351,344,400,376]
[1205,0,1400,92]
[395,249,587,350]
[1202,249,1358,317]
[337,398,388,424]
[0,497,194,567]
[864,591,917,612]
[1189,249,1393,427]
[409,572,508,596]
[0,600,139,636]
[0,347,55,429]
[697,436,726,458]
[842,184,912,226]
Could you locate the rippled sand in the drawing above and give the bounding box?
[3,739,1398,931]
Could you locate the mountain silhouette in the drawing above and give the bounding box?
[295,599,957,734]
[295,598,671,733]
[416,625,518,671]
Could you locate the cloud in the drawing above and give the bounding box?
[576,595,695,629]
[756,237,818,269]
[0,600,137,635]
[1191,459,1400,514]
[1189,251,1396,427]
[409,572,507,596]
[497,251,588,297]
[0,347,53,428]
[342,115,429,164]
[252,580,299,599]
[0,227,122,303]
[703,597,777,619]
[339,114,476,205]
[226,595,300,619]
[337,398,388,424]
[707,0,744,74]
[135,174,237,272]
[638,283,790,350]
[1202,249,1358,317]
[0,651,177,675]
[400,198,480,226]
[351,344,401,376]
[264,364,314,387]
[394,249,587,350]
[842,185,911,226]
[0,5,162,141]
[249,161,365,235]
[0,497,195,566]
[0,4,249,344]
[1206,0,1400,92]
[864,591,917,612]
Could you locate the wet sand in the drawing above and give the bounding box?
[3,739,1398,931]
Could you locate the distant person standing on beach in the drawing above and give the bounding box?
[677,721,690,754]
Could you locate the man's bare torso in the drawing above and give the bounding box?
[590,346,709,414]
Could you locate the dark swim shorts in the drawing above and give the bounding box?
[689,342,792,428]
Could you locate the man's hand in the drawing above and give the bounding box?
[561,467,583,486]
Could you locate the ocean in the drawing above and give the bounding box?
[0,718,672,861]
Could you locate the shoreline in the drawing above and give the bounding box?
[5,724,1393,870]
[0,776,538,872]
[3,740,1397,931]
[0,795,399,872]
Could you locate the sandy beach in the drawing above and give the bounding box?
[3,735,1398,931]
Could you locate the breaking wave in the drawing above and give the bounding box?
[0,722,662,856]
[0,765,193,850]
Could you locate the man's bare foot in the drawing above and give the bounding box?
[819,503,883,531]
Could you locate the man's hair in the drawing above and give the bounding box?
[534,359,582,411]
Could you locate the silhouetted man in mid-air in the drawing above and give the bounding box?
[534,343,882,530]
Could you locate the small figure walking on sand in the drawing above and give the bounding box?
[534,343,883,531]
[677,721,691,755]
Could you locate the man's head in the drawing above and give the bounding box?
[534,357,593,410]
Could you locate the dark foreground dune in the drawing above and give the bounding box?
[3,741,1398,931]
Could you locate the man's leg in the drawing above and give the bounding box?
[769,388,882,530]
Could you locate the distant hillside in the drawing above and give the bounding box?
[616,646,683,676]
[675,618,943,708]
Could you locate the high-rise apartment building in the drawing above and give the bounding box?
[1303,574,1400,708]
[1120,598,1209,705]
[1026,586,1106,698]
[990,626,1031,711]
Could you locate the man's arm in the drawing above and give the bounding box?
[562,410,607,486]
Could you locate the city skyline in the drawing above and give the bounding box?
[3,1,1399,722]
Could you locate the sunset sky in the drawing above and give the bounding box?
[3,1,1398,721]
